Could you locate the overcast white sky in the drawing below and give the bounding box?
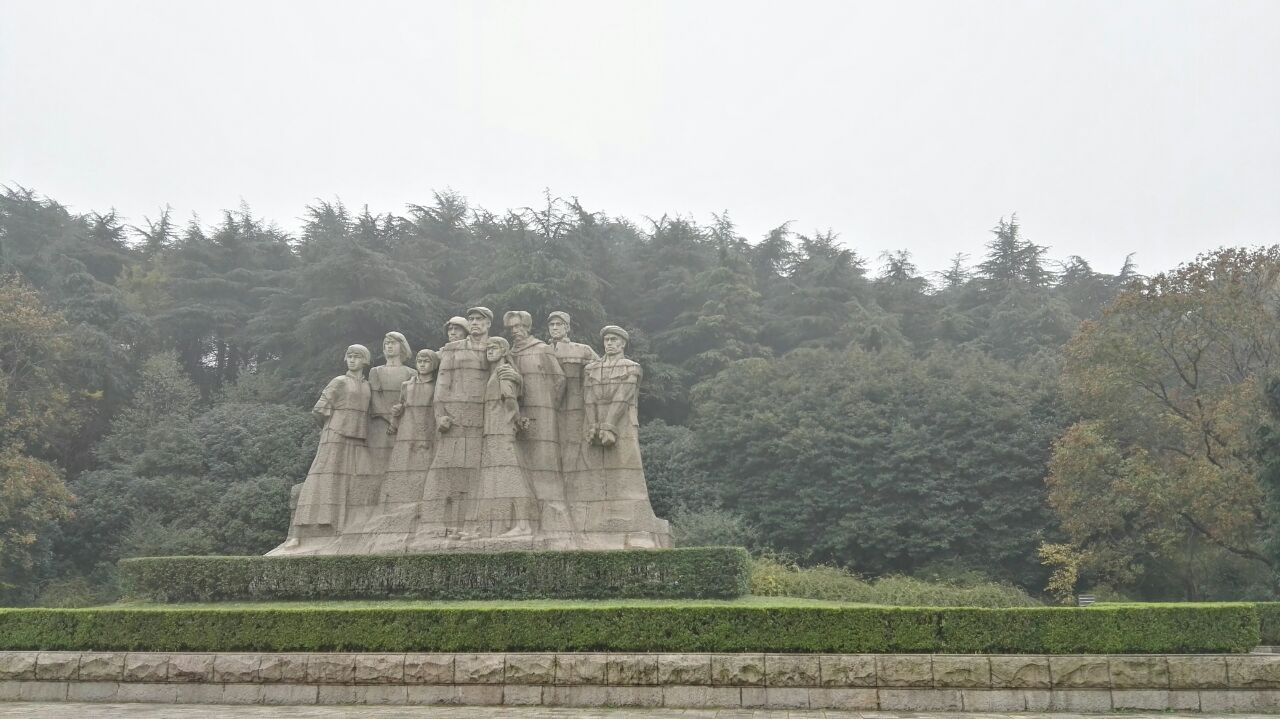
[2,0,1277,276]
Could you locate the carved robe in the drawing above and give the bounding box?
[291,373,371,535]
[464,360,539,537]
[508,336,574,542]
[580,357,671,548]
[380,375,436,505]
[411,337,489,543]
[552,339,599,532]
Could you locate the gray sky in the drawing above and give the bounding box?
[2,0,1277,276]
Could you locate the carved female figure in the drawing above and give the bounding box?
[581,326,671,549]
[273,344,373,552]
[380,349,440,506]
[463,336,540,540]
[364,332,416,492]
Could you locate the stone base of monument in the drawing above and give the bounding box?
[0,651,1269,712]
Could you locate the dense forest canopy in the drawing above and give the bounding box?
[1,185,1277,605]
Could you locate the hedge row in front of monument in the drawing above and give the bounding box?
[117,547,752,602]
[1257,601,1280,644]
[0,603,1256,654]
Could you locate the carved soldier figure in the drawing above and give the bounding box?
[444,316,468,344]
[270,344,373,554]
[581,326,671,549]
[504,310,574,546]
[411,307,494,547]
[547,311,600,532]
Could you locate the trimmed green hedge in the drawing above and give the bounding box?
[0,602,1256,654]
[118,548,751,602]
[1257,602,1280,644]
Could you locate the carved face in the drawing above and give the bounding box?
[603,334,626,357]
[506,317,530,341]
[467,313,490,338]
[345,348,367,371]
[383,337,401,360]
[416,354,436,375]
[547,318,568,341]
[447,324,467,342]
[485,344,505,363]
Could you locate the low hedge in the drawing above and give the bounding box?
[117,548,751,602]
[0,602,1256,654]
[1257,601,1280,644]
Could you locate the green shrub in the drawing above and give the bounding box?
[749,556,1039,607]
[0,602,1254,654]
[118,547,751,602]
[1256,602,1280,644]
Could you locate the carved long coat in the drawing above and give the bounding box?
[465,360,539,536]
[380,375,436,504]
[580,356,668,543]
[414,337,489,536]
[293,373,371,533]
[508,337,572,535]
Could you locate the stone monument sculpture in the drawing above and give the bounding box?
[579,325,671,548]
[504,310,574,544]
[273,345,372,553]
[547,311,600,533]
[459,336,541,543]
[271,309,671,556]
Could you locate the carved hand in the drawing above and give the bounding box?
[391,402,404,417]
[438,416,454,433]
[599,429,618,447]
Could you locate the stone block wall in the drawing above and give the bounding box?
[2,651,1280,711]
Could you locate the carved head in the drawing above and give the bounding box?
[383,332,411,361]
[504,310,532,341]
[547,311,571,341]
[485,336,510,364]
[415,349,440,376]
[345,344,372,372]
[466,307,493,338]
[444,316,468,343]
[600,325,629,357]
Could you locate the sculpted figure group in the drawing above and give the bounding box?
[271,308,671,555]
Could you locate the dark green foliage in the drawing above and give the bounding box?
[117,548,751,602]
[0,601,1254,654]
[692,346,1063,586]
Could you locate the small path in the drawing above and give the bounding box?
[0,705,1274,719]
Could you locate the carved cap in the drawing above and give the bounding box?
[466,306,494,322]
[503,310,533,327]
[600,325,629,342]
[547,311,571,326]
[444,316,468,332]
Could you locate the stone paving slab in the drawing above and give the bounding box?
[0,705,1277,719]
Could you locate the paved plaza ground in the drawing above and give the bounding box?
[0,705,1275,719]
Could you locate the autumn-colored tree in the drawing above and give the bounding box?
[1046,247,1280,599]
[0,276,77,597]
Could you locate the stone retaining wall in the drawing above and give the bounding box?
[3,651,1280,712]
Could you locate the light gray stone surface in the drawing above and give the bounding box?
[269,314,672,556]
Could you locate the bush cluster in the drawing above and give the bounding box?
[748,556,1039,607]
[1257,601,1280,644]
[0,602,1255,654]
[118,548,751,602]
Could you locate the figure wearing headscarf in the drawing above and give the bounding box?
[546,311,600,532]
[269,344,372,555]
[462,337,540,541]
[504,310,575,546]
[581,326,671,549]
